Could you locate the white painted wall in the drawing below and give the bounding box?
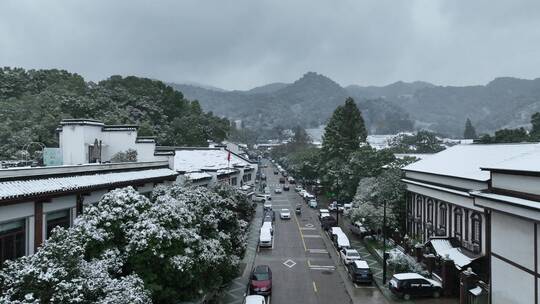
[0,202,34,222]
[405,184,483,212]
[101,131,138,161]
[44,195,77,213]
[135,143,157,162]
[492,255,535,304]
[492,211,534,270]
[492,173,540,196]
[405,171,487,190]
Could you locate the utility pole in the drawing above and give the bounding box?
[382,200,387,284]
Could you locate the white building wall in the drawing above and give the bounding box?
[405,171,487,190]
[405,184,483,212]
[135,143,157,162]
[61,124,103,165]
[492,173,540,196]
[492,256,535,304]
[44,195,77,213]
[101,131,138,161]
[0,202,34,222]
[492,211,535,271]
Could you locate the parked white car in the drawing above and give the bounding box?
[263,202,272,211]
[274,188,282,194]
[340,248,361,265]
[280,208,291,219]
[253,194,271,203]
[309,199,318,208]
[244,295,266,304]
[295,186,303,192]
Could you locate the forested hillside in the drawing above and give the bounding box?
[0,67,230,158]
[170,72,415,135]
[173,73,540,138]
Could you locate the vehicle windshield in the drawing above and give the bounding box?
[281,209,289,212]
[348,252,360,257]
[253,273,269,281]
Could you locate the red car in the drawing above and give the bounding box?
[249,265,272,295]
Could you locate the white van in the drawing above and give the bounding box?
[335,233,350,250]
[259,225,273,248]
[329,227,344,241]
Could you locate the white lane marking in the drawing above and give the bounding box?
[303,235,322,238]
[307,249,328,254]
[283,259,297,268]
[300,227,316,231]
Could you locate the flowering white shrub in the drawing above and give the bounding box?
[0,184,254,303]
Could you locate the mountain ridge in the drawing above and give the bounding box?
[169,72,540,137]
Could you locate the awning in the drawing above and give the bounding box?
[429,239,474,269]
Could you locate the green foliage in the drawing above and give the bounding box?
[0,185,253,303]
[321,97,367,162]
[350,157,417,232]
[477,127,530,143]
[530,112,540,140]
[463,118,477,139]
[388,130,445,153]
[0,67,230,158]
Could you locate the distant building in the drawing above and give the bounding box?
[0,161,177,266]
[57,119,164,165]
[156,147,258,189]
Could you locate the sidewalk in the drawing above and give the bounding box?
[340,217,458,304]
[219,205,263,304]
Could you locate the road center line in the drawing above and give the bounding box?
[312,281,318,293]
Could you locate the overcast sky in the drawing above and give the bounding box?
[1,0,540,90]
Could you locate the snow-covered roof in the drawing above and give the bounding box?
[429,239,473,269]
[403,143,540,181]
[0,168,178,201]
[481,145,540,173]
[173,149,253,173]
[184,172,213,181]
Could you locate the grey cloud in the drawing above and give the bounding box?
[1,0,540,90]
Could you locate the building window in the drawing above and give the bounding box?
[439,203,447,230]
[231,177,238,186]
[0,219,26,266]
[427,199,434,222]
[471,213,482,245]
[46,209,71,238]
[416,195,423,217]
[454,208,463,241]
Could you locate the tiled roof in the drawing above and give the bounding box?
[0,168,178,201]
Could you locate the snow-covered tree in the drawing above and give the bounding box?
[0,184,254,303]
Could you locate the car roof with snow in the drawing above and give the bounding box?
[393,273,426,280]
[352,260,370,268]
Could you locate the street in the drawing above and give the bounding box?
[252,162,388,304]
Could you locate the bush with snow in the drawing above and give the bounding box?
[0,184,254,303]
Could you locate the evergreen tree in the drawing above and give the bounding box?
[463,118,477,139]
[321,97,367,161]
[530,112,540,140]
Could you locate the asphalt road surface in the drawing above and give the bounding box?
[253,161,388,304]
